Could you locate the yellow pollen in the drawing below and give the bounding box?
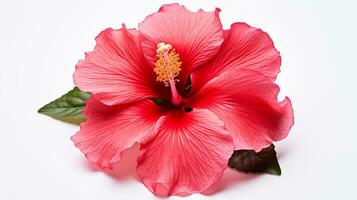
[154,43,182,87]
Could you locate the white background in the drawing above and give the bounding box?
[1,0,356,199]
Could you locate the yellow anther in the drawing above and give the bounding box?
[154,43,182,87]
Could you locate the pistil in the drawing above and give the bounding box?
[169,79,183,106]
[154,43,183,106]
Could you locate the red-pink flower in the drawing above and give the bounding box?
[72,3,294,196]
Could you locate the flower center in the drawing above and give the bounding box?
[154,42,183,106]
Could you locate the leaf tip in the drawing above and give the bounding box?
[266,165,282,176]
[37,106,46,114]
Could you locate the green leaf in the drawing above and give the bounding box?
[149,97,169,106]
[184,76,192,95]
[228,144,281,175]
[38,87,91,125]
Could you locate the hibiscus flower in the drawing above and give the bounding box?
[72,3,294,196]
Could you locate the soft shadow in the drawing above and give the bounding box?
[82,143,140,181]
[81,145,270,195]
[276,145,290,160]
[203,169,259,196]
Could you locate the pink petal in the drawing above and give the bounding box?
[136,109,234,196]
[191,22,281,93]
[71,97,163,169]
[73,25,161,106]
[139,3,224,88]
[192,69,294,151]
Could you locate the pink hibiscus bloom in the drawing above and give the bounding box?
[72,3,294,196]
